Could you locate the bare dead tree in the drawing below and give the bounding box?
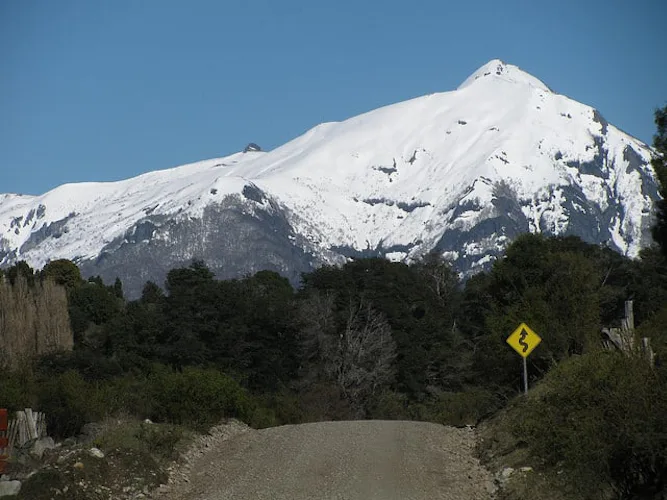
[296,292,397,416]
[415,251,458,300]
[297,291,336,359]
[326,299,397,415]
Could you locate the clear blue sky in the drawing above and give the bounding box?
[2,0,665,195]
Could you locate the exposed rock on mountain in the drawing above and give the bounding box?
[0,60,659,297]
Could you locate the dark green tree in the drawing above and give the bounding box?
[6,260,35,286]
[301,258,461,398]
[112,277,124,299]
[160,260,218,369]
[140,281,165,305]
[652,105,667,257]
[466,234,603,393]
[228,271,299,390]
[40,259,82,289]
[68,278,123,343]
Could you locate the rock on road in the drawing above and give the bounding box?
[167,420,496,500]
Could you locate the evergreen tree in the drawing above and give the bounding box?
[466,234,603,393]
[41,259,83,289]
[301,258,461,397]
[6,260,35,286]
[651,105,667,257]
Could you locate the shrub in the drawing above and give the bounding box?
[36,349,124,381]
[0,368,37,412]
[431,388,500,427]
[518,351,667,498]
[146,366,256,430]
[93,418,193,463]
[38,370,107,437]
[100,375,155,419]
[368,391,410,420]
[255,389,303,426]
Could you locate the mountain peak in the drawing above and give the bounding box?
[0,59,658,298]
[458,59,551,92]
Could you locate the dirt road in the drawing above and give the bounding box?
[166,420,495,500]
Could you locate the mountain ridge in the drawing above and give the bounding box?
[1,60,659,296]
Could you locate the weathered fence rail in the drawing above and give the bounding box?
[602,300,655,365]
[0,409,7,473]
[1,408,47,458]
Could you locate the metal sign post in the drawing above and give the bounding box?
[522,357,528,394]
[506,323,542,394]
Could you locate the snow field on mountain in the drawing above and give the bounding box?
[0,60,657,271]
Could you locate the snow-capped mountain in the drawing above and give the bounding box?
[0,60,659,297]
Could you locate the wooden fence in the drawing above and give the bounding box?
[0,409,6,473]
[602,300,655,365]
[1,408,47,459]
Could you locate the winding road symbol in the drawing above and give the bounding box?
[506,323,541,358]
[518,329,529,353]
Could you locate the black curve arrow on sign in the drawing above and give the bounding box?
[518,329,529,353]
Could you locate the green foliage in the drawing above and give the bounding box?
[2,361,270,438]
[301,257,462,398]
[2,242,662,500]
[68,279,123,342]
[637,303,667,373]
[367,391,411,420]
[5,260,35,286]
[367,388,500,427]
[216,270,300,389]
[651,105,667,257]
[36,349,124,381]
[633,248,667,325]
[0,367,37,411]
[149,262,300,387]
[40,259,82,289]
[467,235,603,394]
[255,389,304,425]
[146,366,258,430]
[519,351,667,498]
[93,419,193,464]
[429,388,500,427]
[38,370,107,437]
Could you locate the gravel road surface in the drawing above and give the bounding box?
[166,420,495,500]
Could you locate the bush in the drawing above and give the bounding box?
[100,375,155,419]
[255,389,303,426]
[366,388,500,426]
[2,361,274,440]
[146,366,257,430]
[36,349,124,381]
[368,391,410,420]
[38,370,107,437]
[518,351,667,498]
[93,418,193,463]
[0,368,37,412]
[431,388,500,427]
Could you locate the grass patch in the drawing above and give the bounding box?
[93,417,194,464]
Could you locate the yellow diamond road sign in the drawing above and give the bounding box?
[507,323,541,358]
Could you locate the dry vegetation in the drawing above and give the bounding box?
[0,276,73,369]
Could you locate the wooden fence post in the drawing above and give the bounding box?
[25,408,38,441]
[0,408,8,474]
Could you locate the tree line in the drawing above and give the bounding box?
[2,229,666,420]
